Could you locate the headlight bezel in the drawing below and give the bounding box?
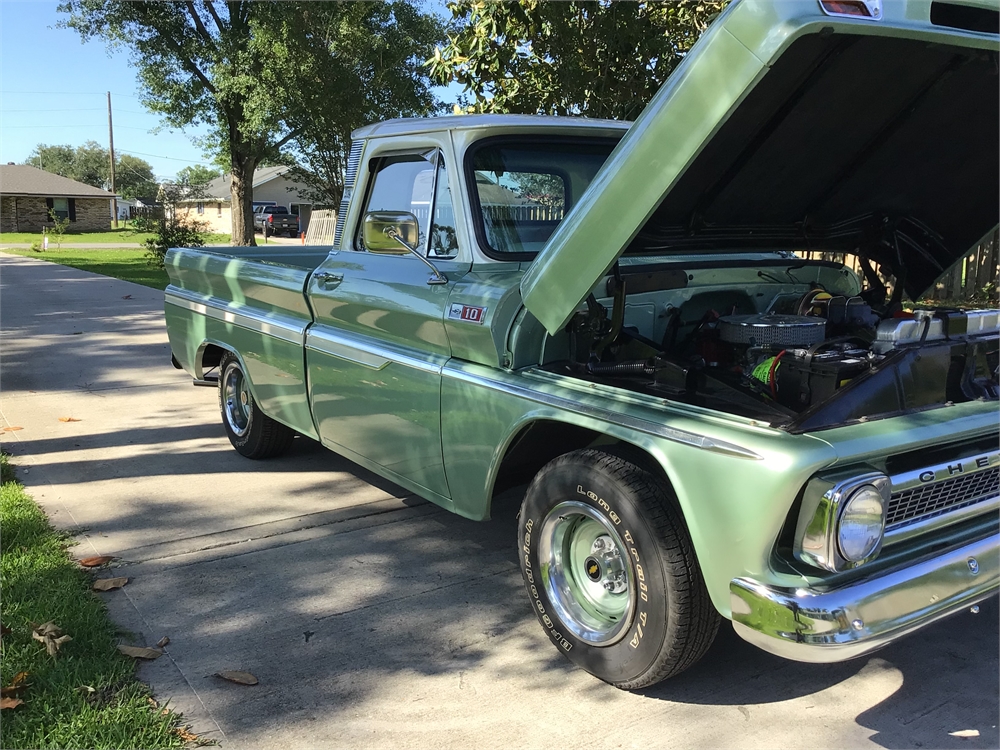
[794,471,890,572]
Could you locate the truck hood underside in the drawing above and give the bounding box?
[635,32,999,300]
[521,7,999,335]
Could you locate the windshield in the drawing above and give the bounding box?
[468,138,620,258]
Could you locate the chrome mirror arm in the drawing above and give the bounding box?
[386,228,448,285]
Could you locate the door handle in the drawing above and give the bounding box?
[313,271,343,290]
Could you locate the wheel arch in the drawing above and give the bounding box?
[487,416,674,511]
[196,341,262,402]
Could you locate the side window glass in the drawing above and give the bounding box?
[357,153,435,252]
[429,160,458,258]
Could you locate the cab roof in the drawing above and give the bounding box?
[352,114,631,140]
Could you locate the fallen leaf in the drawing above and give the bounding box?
[175,726,199,742]
[76,685,96,695]
[122,295,133,300]
[1,672,30,698]
[213,670,258,685]
[31,622,72,657]
[79,555,115,567]
[2,426,23,432]
[949,730,980,738]
[118,645,163,660]
[92,577,128,592]
[58,417,81,423]
[155,636,170,648]
[1,697,23,710]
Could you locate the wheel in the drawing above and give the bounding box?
[218,352,295,459]
[518,449,720,689]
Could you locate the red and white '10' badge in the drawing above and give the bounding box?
[448,303,487,324]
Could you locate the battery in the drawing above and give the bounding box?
[776,352,870,409]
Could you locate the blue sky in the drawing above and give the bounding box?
[0,1,457,181]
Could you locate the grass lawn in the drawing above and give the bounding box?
[3,249,169,290]
[0,229,231,245]
[0,453,187,749]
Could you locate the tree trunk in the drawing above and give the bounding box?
[229,154,257,246]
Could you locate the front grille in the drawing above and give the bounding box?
[887,467,999,527]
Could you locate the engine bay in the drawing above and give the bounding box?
[543,258,1000,432]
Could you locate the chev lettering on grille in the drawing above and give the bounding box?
[916,453,999,483]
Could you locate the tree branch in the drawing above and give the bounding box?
[185,1,215,47]
[204,0,226,34]
[273,128,302,150]
[159,33,218,95]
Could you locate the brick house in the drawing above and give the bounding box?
[0,164,115,233]
[175,166,313,234]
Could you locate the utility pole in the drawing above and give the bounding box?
[107,91,118,228]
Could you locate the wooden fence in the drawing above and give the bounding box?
[798,228,999,305]
[305,208,337,245]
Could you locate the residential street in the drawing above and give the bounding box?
[1,252,996,749]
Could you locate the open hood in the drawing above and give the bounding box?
[521,0,1000,335]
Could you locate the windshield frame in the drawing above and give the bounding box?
[464,135,623,262]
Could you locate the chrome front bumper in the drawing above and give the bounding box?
[730,532,999,663]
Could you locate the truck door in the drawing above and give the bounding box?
[305,145,468,506]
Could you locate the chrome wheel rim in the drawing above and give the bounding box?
[538,501,634,645]
[222,364,251,437]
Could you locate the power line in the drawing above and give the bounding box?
[118,148,212,165]
[1,108,105,113]
[0,90,140,97]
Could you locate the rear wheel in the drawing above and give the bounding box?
[518,449,719,689]
[218,352,295,459]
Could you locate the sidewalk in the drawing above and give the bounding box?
[0,242,143,249]
[1,252,996,749]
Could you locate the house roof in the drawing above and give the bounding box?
[0,164,116,198]
[193,166,293,202]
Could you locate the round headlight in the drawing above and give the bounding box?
[837,485,885,562]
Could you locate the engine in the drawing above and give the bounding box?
[558,283,1000,430]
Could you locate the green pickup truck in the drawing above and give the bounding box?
[165,0,999,689]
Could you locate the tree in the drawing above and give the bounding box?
[175,164,220,190]
[60,1,443,244]
[24,144,75,177]
[24,141,157,199]
[117,153,158,199]
[428,1,728,121]
[279,3,443,208]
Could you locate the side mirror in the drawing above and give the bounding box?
[363,211,420,254]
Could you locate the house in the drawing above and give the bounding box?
[0,164,115,233]
[175,166,313,234]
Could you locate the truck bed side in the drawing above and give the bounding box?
[164,246,330,439]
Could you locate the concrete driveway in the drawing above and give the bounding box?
[0,253,996,749]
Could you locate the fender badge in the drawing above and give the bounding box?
[448,303,487,324]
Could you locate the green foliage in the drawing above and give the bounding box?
[175,164,220,189]
[0,454,185,748]
[59,1,444,242]
[142,181,208,269]
[46,209,71,247]
[26,142,158,200]
[428,0,729,120]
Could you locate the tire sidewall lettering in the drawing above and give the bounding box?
[520,464,669,680]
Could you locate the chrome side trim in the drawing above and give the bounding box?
[306,326,444,375]
[165,289,306,346]
[443,365,763,460]
[730,531,999,664]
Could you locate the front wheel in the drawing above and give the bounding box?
[518,449,720,689]
[218,352,295,459]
